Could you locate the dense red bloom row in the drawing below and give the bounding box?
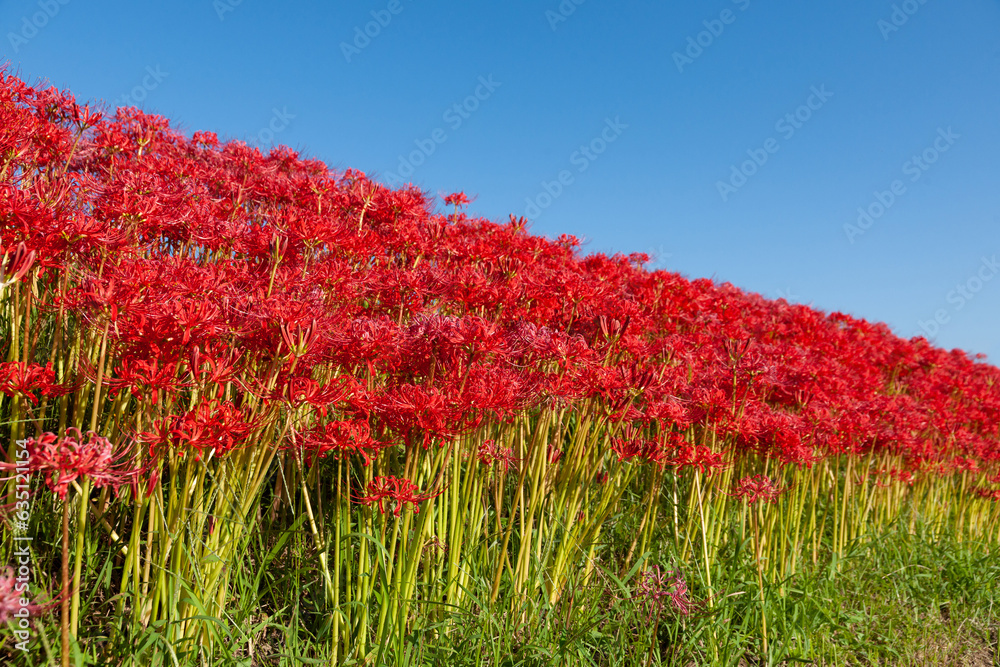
[1,69,999,497]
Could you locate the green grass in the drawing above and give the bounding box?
[5,481,998,667]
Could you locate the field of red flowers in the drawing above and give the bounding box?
[1,70,999,665]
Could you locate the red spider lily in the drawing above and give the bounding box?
[611,431,645,463]
[143,401,254,460]
[298,419,382,465]
[329,316,400,374]
[610,432,674,465]
[105,357,185,404]
[611,423,682,466]
[974,488,1000,501]
[272,374,355,409]
[169,299,224,345]
[356,476,437,516]
[477,439,516,471]
[667,443,724,474]
[730,474,788,504]
[187,346,243,388]
[169,400,254,460]
[634,566,690,618]
[458,366,528,422]
[0,241,36,288]
[598,314,630,344]
[872,467,915,488]
[443,192,470,208]
[641,431,686,466]
[0,567,47,623]
[3,68,1000,526]
[0,361,67,405]
[376,384,461,448]
[0,429,140,500]
[280,319,321,360]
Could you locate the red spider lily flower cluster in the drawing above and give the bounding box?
[0,567,45,623]
[298,419,380,464]
[477,439,516,471]
[0,67,999,509]
[141,401,254,460]
[357,476,437,516]
[0,362,67,405]
[974,488,1000,501]
[634,566,691,618]
[730,475,788,505]
[443,192,470,208]
[1,428,141,500]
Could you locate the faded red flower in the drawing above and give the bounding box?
[0,567,46,623]
[635,566,690,618]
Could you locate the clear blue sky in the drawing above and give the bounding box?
[4,0,1000,361]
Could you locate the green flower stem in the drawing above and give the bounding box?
[61,496,70,667]
[70,477,91,638]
